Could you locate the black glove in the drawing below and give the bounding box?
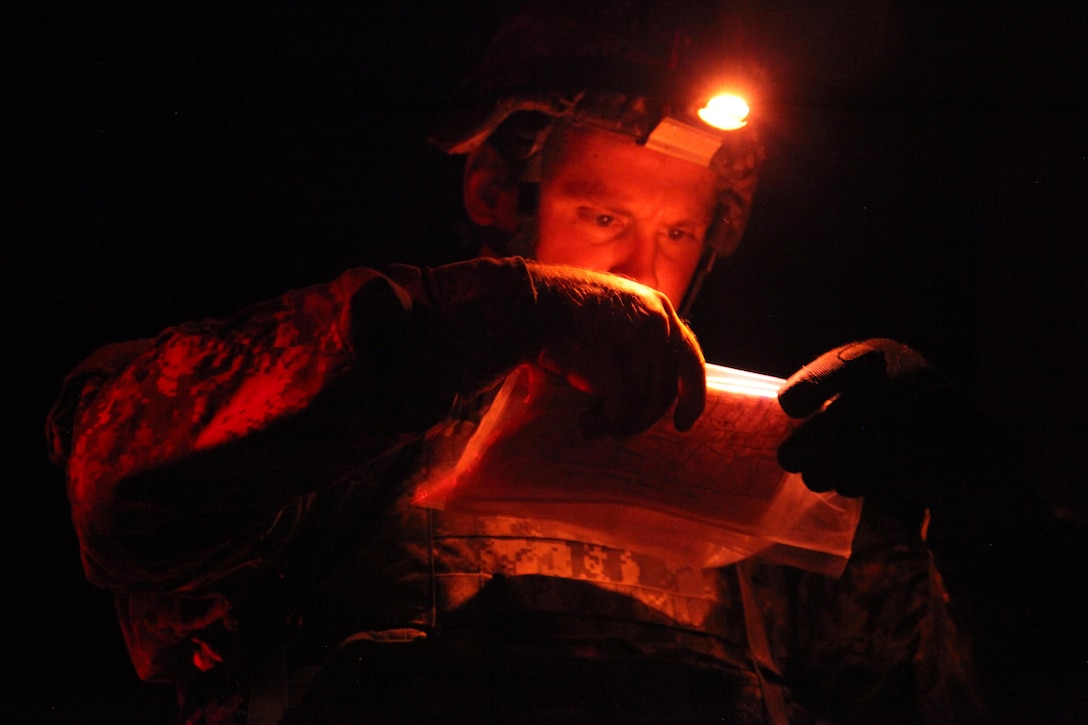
[364,257,706,440]
[779,339,1085,715]
[776,338,987,502]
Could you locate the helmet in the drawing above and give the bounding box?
[429,0,767,312]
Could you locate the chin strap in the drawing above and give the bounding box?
[679,245,717,318]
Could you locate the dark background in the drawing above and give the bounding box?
[7,2,1086,721]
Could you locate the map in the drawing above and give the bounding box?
[413,363,862,574]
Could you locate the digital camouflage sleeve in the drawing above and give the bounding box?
[46,263,500,680]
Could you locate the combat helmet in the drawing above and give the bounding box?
[429,0,767,313]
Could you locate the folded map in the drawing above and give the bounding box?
[413,363,862,576]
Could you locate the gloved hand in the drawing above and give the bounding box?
[525,263,707,438]
[777,339,1076,709]
[370,257,706,439]
[776,338,986,501]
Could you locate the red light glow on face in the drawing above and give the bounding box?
[535,125,717,305]
[697,94,749,131]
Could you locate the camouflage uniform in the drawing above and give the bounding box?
[48,261,983,723]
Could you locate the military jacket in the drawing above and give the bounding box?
[48,260,982,723]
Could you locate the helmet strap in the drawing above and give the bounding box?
[679,244,717,317]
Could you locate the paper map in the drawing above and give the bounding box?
[413,363,862,574]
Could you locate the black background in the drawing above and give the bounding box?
[7,2,1087,721]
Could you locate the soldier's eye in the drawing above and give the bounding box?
[666,227,697,243]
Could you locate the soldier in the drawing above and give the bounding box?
[48,2,1045,722]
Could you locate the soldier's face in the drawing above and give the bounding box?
[534,125,718,306]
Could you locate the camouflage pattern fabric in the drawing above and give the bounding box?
[48,264,984,723]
